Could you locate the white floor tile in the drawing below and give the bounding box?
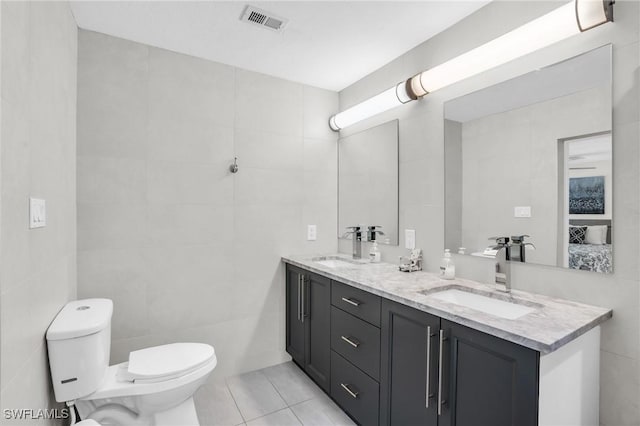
[261,362,324,405]
[290,394,356,426]
[245,408,302,426]
[195,382,245,426]
[226,370,287,421]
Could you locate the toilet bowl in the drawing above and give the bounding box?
[77,343,216,425]
[46,299,216,426]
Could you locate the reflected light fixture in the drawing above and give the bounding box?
[329,0,614,131]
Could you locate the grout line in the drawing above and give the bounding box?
[225,378,248,423]
[288,406,305,426]
[258,366,290,407]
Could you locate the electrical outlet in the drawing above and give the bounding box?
[307,225,317,241]
[405,229,416,249]
[514,206,532,218]
[29,198,46,229]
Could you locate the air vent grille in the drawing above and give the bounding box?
[241,5,287,32]
[248,11,266,25]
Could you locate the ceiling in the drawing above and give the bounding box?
[69,1,490,91]
[568,134,612,165]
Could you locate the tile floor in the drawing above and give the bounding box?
[194,362,356,426]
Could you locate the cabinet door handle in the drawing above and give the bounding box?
[297,275,302,322]
[340,383,359,399]
[340,335,360,348]
[437,329,447,416]
[301,275,305,323]
[426,326,433,408]
[341,297,361,307]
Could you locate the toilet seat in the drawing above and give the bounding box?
[118,343,215,384]
[81,343,217,401]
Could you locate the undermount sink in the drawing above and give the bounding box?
[312,256,364,268]
[425,287,538,320]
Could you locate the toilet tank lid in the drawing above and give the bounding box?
[47,299,113,341]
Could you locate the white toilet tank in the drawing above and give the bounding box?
[46,299,113,403]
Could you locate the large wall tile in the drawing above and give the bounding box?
[304,86,339,141]
[235,129,303,171]
[235,69,304,137]
[0,2,77,420]
[77,156,146,204]
[77,31,148,160]
[148,122,234,165]
[148,47,235,127]
[147,160,232,204]
[76,31,337,383]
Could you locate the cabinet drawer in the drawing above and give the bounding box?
[331,306,381,381]
[331,351,380,426]
[332,281,381,326]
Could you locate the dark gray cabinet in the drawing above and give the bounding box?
[439,319,539,426]
[285,265,331,393]
[286,265,541,426]
[380,299,440,426]
[380,299,539,426]
[331,350,380,426]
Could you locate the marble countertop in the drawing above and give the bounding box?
[282,254,612,354]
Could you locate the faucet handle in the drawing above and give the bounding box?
[488,236,510,245]
[511,235,531,244]
[367,225,385,241]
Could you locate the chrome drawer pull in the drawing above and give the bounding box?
[297,275,301,322]
[437,329,447,416]
[341,335,361,348]
[301,275,305,323]
[340,383,359,399]
[426,326,432,408]
[341,297,361,307]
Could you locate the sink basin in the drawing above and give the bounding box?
[315,259,357,268]
[427,288,537,320]
[312,256,364,268]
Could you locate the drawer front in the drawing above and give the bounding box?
[331,351,380,426]
[332,281,381,326]
[331,306,381,381]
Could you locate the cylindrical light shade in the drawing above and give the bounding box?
[419,2,578,93]
[329,82,412,131]
[576,0,613,31]
[329,0,613,131]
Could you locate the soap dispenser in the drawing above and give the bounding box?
[369,241,381,263]
[440,249,455,280]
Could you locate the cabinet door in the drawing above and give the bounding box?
[285,266,305,366]
[380,299,440,426]
[304,273,331,393]
[439,320,539,426]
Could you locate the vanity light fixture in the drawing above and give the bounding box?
[328,0,614,131]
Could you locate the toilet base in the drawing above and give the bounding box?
[81,396,200,426]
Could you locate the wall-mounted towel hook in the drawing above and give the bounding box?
[229,157,239,174]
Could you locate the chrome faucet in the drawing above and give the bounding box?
[367,225,384,242]
[343,226,363,259]
[489,237,511,293]
[510,235,536,263]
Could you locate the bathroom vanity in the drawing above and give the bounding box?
[282,255,611,426]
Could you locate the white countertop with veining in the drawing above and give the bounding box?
[282,254,612,354]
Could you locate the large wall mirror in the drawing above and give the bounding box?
[338,120,399,245]
[444,45,612,273]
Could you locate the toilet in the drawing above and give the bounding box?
[46,298,216,426]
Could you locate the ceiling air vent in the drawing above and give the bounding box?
[240,5,287,32]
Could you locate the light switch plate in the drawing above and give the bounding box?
[514,206,532,218]
[29,198,46,229]
[307,225,317,241]
[405,229,416,249]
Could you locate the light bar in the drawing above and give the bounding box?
[329,0,613,131]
